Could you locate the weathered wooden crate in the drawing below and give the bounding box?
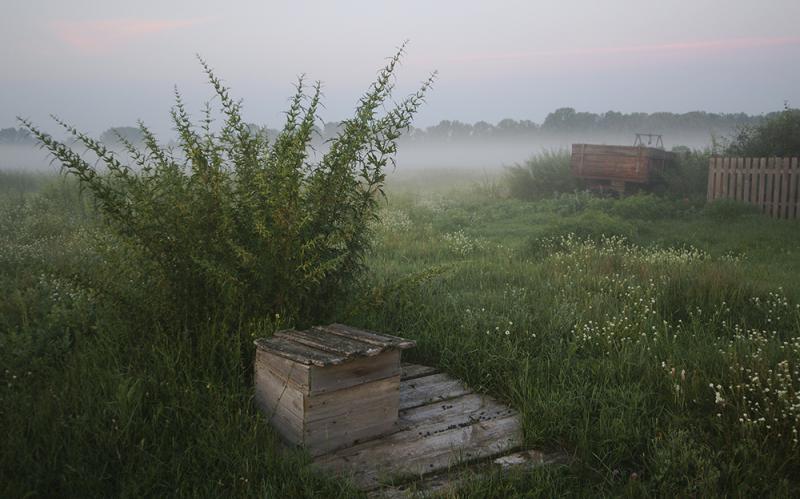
[254,324,415,456]
[571,143,674,193]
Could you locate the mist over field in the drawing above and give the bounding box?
[0,131,722,173]
[0,111,762,173]
[4,1,800,497]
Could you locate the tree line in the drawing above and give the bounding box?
[3,108,783,146]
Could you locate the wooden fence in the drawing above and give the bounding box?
[707,157,800,219]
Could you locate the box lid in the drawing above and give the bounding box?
[254,324,416,367]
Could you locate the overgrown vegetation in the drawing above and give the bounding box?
[504,150,577,200]
[726,105,800,157]
[362,190,800,496]
[3,170,800,496]
[20,50,433,331]
[2,48,433,498]
[504,147,712,202]
[4,55,800,497]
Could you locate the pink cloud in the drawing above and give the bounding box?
[453,36,800,64]
[51,17,210,53]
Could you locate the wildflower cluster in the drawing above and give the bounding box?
[374,208,413,233]
[443,229,485,257]
[714,324,800,446]
[459,307,533,340]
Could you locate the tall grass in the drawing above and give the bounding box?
[505,150,577,200]
[359,192,800,496]
[3,168,800,496]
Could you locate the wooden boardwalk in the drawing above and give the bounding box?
[312,363,543,495]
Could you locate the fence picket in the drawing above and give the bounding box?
[790,158,799,219]
[743,158,751,203]
[707,156,799,219]
[781,158,790,218]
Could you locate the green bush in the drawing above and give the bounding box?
[726,106,800,157]
[657,148,710,198]
[21,50,433,330]
[505,150,577,200]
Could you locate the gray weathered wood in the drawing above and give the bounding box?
[304,376,401,456]
[255,335,347,367]
[399,392,515,427]
[278,328,385,357]
[401,363,439,381]
[254,325,415,455]
[321,324,417,350]
[309,350,400,395]
[315,415,522,490]
[399,373,471,410]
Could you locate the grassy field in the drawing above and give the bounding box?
[2,169,800,497]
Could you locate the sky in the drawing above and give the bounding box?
[2,0,800,136]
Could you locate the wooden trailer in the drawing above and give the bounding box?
[571,143,674,194]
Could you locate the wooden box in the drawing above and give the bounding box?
[571,143,674,192]
[254,324,415,456]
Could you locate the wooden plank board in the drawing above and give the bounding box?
[792,159,797,217]
[321,324,416,350]
[781,158,790,219]
[742,158,751,203]
[757,158,766,209]
[306,375,400,424]
[255,335,348,367]
[254,362,305,444]
[315,414,522,490]
[280,328,385,358]
[309,350,400,395]
[399,373,472,411]
[255,349,310,393]
[716,157,725,201]
[401,363,439,381]
[765,159,775,215]
[706,158,715,201]
[399,392,516,428]
[304,377,400,456]
[735,157,744,201]
[749,158,759,204]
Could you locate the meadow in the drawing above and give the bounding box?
[2,165,799,497]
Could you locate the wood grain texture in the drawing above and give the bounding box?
[255,335,347,367]
[706,156,800,219]
[277,328,385,357]
[315,415,521,490]
[320,324,417,350]
[401,363,439,381]
[309,350,400,395]
[571,144,674,184]
[399,373,471,410]
[304,376,401,456]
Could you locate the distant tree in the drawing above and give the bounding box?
[0,127,35,145]
[99,126,145,147]
[726,105,800,157]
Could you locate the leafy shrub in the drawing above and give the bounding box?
[21,49,433,329]
[726,106,800,157]
[506,149,577,200]
[656,147,710,198]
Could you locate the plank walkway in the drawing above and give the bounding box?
[312,363,562,495]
